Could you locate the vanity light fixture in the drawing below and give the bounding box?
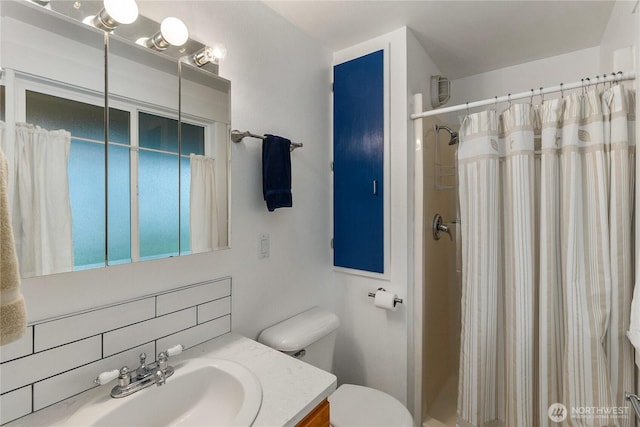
[193,46,214,67]
[137,17,189,51]
[193,43,227,67]
[83,0,139,31]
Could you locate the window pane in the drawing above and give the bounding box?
[108,144,131,264]
[139,150,178,259]
[180,156,191,255]
[139,112,204,156]
[25,91,129,144]
[68,139,105,270]
[139,111,178,153]
[26,91,131,270]
[181,123,204,255]
[139,112,205,257]
[181,122,205,155]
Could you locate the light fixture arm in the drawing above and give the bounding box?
[147,31,171,50]
[93,8,120,31]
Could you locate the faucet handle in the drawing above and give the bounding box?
[136,353,148,378]
[94,369,119,385]
[166,344,184,357]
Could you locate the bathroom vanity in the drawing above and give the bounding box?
[296,399,330,427]
[4,333,337,427]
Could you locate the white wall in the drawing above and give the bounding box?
[442,46,601,125]
[19,1,333,343]
[600,0,636,73]
[441,1,637,127]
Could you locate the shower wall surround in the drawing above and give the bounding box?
[0,277,232,425]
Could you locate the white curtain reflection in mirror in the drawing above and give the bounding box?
[189,154,218,253]
[1,122,73,277]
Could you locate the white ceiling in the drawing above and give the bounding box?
[263,0,616,79]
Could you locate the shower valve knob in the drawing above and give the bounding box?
[433,214,452,241]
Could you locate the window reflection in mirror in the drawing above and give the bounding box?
[1,0,106,278]
[25,90,131,270]
[179,63,230,252]
[138,112,205,260]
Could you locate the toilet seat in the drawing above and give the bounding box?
[328,384,414,427]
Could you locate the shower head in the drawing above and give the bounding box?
[435,124,458,145]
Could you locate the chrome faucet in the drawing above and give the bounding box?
[94,344,183,398]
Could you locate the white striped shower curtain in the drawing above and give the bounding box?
[456,85,635,427]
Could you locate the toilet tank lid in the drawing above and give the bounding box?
[257,307,340,352]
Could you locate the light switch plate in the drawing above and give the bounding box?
[258,233,270,259]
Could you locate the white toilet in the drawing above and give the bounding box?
[258,307,415,427]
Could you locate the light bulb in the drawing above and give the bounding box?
[160,17,188,47]
[87,0,138,31]
[103,0,138,25]
[211,43,227,60]
[139,17,189,51]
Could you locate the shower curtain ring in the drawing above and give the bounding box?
[466,101,470,116]
[494,96,498,110]
[539,87,544,105]
[507,94,511,108]
[560,83,564,100]
[530,89,534,106]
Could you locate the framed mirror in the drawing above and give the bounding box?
[0,0,231,279]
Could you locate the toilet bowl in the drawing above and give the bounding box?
[257,307,414,427]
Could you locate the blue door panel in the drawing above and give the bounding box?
[333,50,384,273]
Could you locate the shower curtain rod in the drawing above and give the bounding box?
[410,71,636,120]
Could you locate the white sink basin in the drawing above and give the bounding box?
[65,358,262,427]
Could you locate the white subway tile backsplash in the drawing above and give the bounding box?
[0,277,232,425]
[35,298,156,352]
[157,315,231,352]
[0,386,31,425]
[103,308,196,357]
[33,342,155,411]
[197,297,231,324]
[0,336,101,394]
[156,278,231,316]
[0,327,33,363]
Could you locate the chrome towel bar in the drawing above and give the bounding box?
[231,129,303,151]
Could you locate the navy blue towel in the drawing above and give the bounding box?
[262,134,292,211]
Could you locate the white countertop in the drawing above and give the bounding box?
[7,333,337,427]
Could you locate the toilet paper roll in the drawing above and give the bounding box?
[374,289,398,311]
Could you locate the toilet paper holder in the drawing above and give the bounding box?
[367,288,403,305]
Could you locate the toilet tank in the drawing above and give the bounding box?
[258,307,340,373]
